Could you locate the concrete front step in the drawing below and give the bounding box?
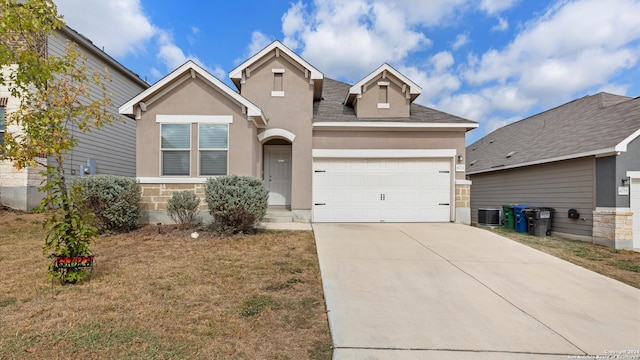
[263,209,294,223]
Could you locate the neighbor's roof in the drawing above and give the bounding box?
[58,26,148,88]
[466,92,640,174]
[313,78,478,129]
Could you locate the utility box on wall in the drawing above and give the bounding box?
[79,158,97,176]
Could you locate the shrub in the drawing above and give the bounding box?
[205,175,268,235]
[167,190,201,228]
[75,175,141,234]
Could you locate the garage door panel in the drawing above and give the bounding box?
[313,158,452,222]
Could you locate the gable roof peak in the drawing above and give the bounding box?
[229,40,324,100]
[119,60,266,127]
[344,63,422,106]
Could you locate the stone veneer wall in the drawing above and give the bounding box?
[455,183,471,225]
[455,184,470,209]
[0,159,46,211]
[592,209,633,249]
[140,183,208,212]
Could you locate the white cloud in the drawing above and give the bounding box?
[452,34,469,50]
[247,31,273,58]
[483,116,520,135]
[282,0,429,81]
[430,51,455,73]
[481,85,536,112]
[464,0,640,104]
[55,0,155,58]
[436,93,491,122]
[491,16,509,31]
[282,1,307,50]
[596,84,629,96]
[156,30,204,70]
[55,0,222,80]
[389,0,470,26]
[480,0,517,14]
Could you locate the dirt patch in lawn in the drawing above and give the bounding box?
[490,226,640,289]
[0,210,332,359]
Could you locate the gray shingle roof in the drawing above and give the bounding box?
[313,78,477,124]
[466,93,640,174]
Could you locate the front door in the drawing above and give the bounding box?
[264,145,292,206]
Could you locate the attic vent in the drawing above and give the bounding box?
[506,151,516,158]
[489,140,495,144]
[469,160,478,166]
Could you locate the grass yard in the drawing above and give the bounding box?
[490,226,640,289]
[0,210,332,359]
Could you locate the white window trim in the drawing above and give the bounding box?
[272,68,285,73]
[156,115,233,124]
[377,103,390,109]
[160,123,191,177]
[197,123,229,177]
[271,91,285,97]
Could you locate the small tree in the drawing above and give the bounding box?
[0,0,115,282]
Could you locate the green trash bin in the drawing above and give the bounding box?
[502,205,515,229]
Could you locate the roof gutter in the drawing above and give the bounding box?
[313,122,478,131]
[466,147,619,175]
[58,26,148,88]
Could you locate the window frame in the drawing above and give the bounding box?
[271,68,285,97]
[160,123,191,177]
[377,81,390,109]
[198,123,229,176]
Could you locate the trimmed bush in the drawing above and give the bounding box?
[167,190,201,228]
[205,175,268,235]
[75,175,141,234]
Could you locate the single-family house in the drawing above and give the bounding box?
[0,26,149,211]
[466,92,640,250]
[120,41,478,224]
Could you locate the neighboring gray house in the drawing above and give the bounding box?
[467,92,640,250]
[0,26,149,211]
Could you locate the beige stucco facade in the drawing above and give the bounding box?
[120,41,477,224]
[354,75,411,118]
[136,78,259,179]
[240,56,315,212]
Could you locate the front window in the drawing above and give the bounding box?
[199,123,228,176]
[161,123,190,176]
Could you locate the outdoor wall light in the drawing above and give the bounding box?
[457,155,464,162]
[622,177,630,186]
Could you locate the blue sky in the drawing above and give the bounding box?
[55,0,640,144]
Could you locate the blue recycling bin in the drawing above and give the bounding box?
[512,205,530,233]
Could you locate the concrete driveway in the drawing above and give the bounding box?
[313,223,640,359]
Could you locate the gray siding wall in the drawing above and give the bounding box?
[47,31,147,178]
[596,156,616,207]
[469,157,595,237]
[615,136,640,207]
[597,137,640,208]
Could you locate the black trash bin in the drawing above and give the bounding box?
[524,207,554,237]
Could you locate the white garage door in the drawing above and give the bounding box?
[313,158,452,222]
